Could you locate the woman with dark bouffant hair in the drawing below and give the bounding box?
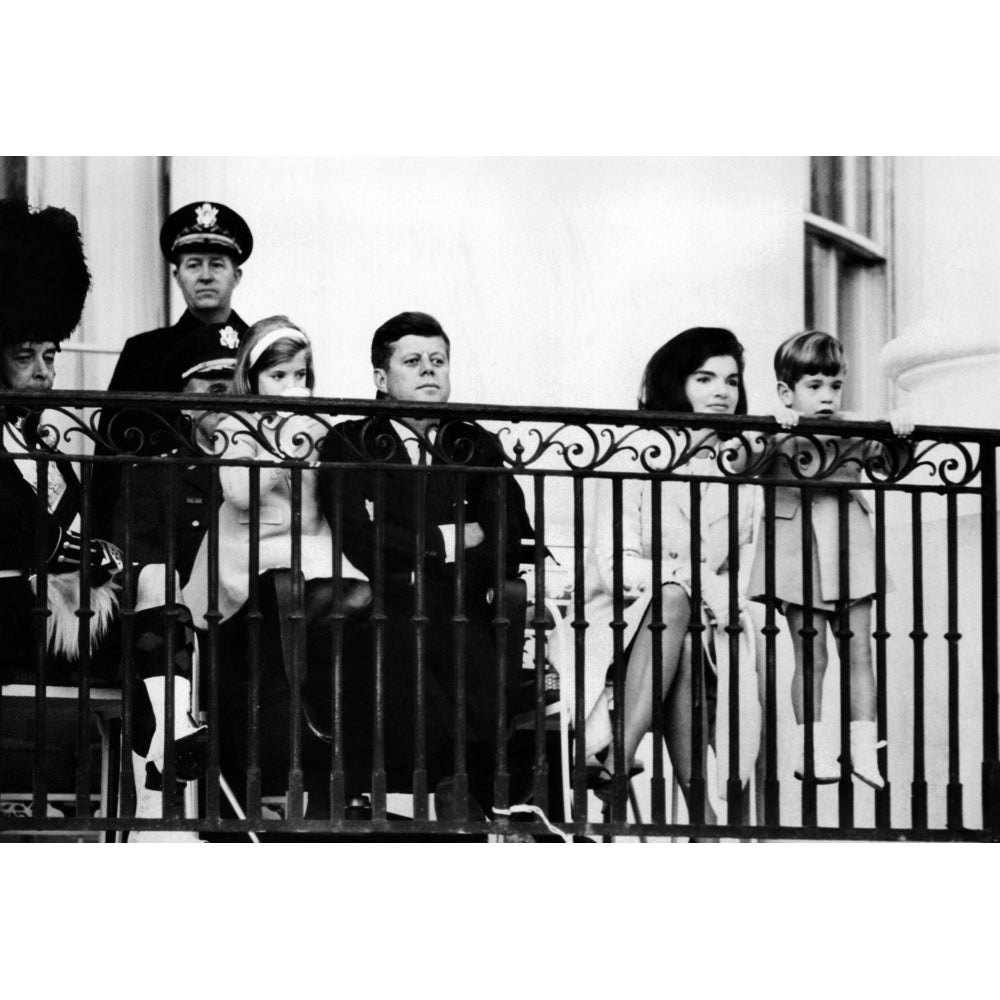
[572,327,762,825]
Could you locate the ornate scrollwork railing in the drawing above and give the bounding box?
[1,389,986,493]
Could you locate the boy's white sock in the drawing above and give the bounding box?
[849,720,886,790]
[794,722,840,781]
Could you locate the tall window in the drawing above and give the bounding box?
[0,156,27,199]
[805,156,892,412]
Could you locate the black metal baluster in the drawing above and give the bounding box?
[688,482,706,830]
[835,488,853,828]
[204,465,222,823]
[245,466,262,821]
[531,475,549,813]
[571,477,588,825]
[411,458,429,820]
[946,491,963,830]
[762,483,780,826]
[119,463,137,822]
[980,447,999,834]
[910,491,928,831]
[609,478,627,825]
[449,470,470,823]
[492,473,510,817]
[75,459,94,822]
[286,465,305,821]
[649,477,666,825]
[327,466,346,821]
[371,470,387,818]
[160,462,180,820]
[726,481,743,823]
[800,485,817,829]
[874,489,891,831]
[32,458,50,820]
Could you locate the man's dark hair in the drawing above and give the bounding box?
[371,311,451,370]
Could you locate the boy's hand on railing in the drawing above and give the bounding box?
[888,406,914,438]
[771,401,800,430]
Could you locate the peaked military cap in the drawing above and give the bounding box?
[167,322,242,388]
[160,201,253,264]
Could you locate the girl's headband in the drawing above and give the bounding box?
[248,328,309,369]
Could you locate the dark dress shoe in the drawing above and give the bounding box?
[433,777,487,822]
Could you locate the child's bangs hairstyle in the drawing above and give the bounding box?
[231,314,313,394]
[774,330,845,387]
[639,326,748,414]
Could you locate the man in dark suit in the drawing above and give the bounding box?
[317,312,531,816]
[92,201,252,537]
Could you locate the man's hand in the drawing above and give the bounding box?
[463,522,485,550]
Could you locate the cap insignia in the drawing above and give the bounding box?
[219,325,239,349]
[195,202,219,229]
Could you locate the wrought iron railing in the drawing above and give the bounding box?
[1,390,997,842]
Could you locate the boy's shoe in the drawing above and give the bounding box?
[793,722,841,783]
[848,721,886,790]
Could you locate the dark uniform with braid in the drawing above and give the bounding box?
[0,198,121,684]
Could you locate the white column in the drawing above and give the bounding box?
[882,156,1000,429]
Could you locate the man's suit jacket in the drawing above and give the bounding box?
[91,308,248,538]
[316,415,532,768]
[317,415,530,618]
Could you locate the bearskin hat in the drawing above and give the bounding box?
[0,197,91,347]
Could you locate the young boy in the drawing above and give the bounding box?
[748,330,913,788]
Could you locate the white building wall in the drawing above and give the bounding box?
[169,156,805,411]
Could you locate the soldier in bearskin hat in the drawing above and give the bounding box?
[92,200,252,537]
[0,197,123,682]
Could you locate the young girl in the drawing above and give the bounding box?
[748,330,912,789]
[183,315,369,629]
[577,327,762,814]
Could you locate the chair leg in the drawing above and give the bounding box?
[670,773,680,844]
[96,715,122,844]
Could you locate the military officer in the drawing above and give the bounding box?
[114,321,240,841]
[93,201,253,536]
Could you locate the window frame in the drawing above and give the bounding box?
[805,156,894,413]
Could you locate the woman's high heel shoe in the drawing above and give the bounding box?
[588,762,644,804]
